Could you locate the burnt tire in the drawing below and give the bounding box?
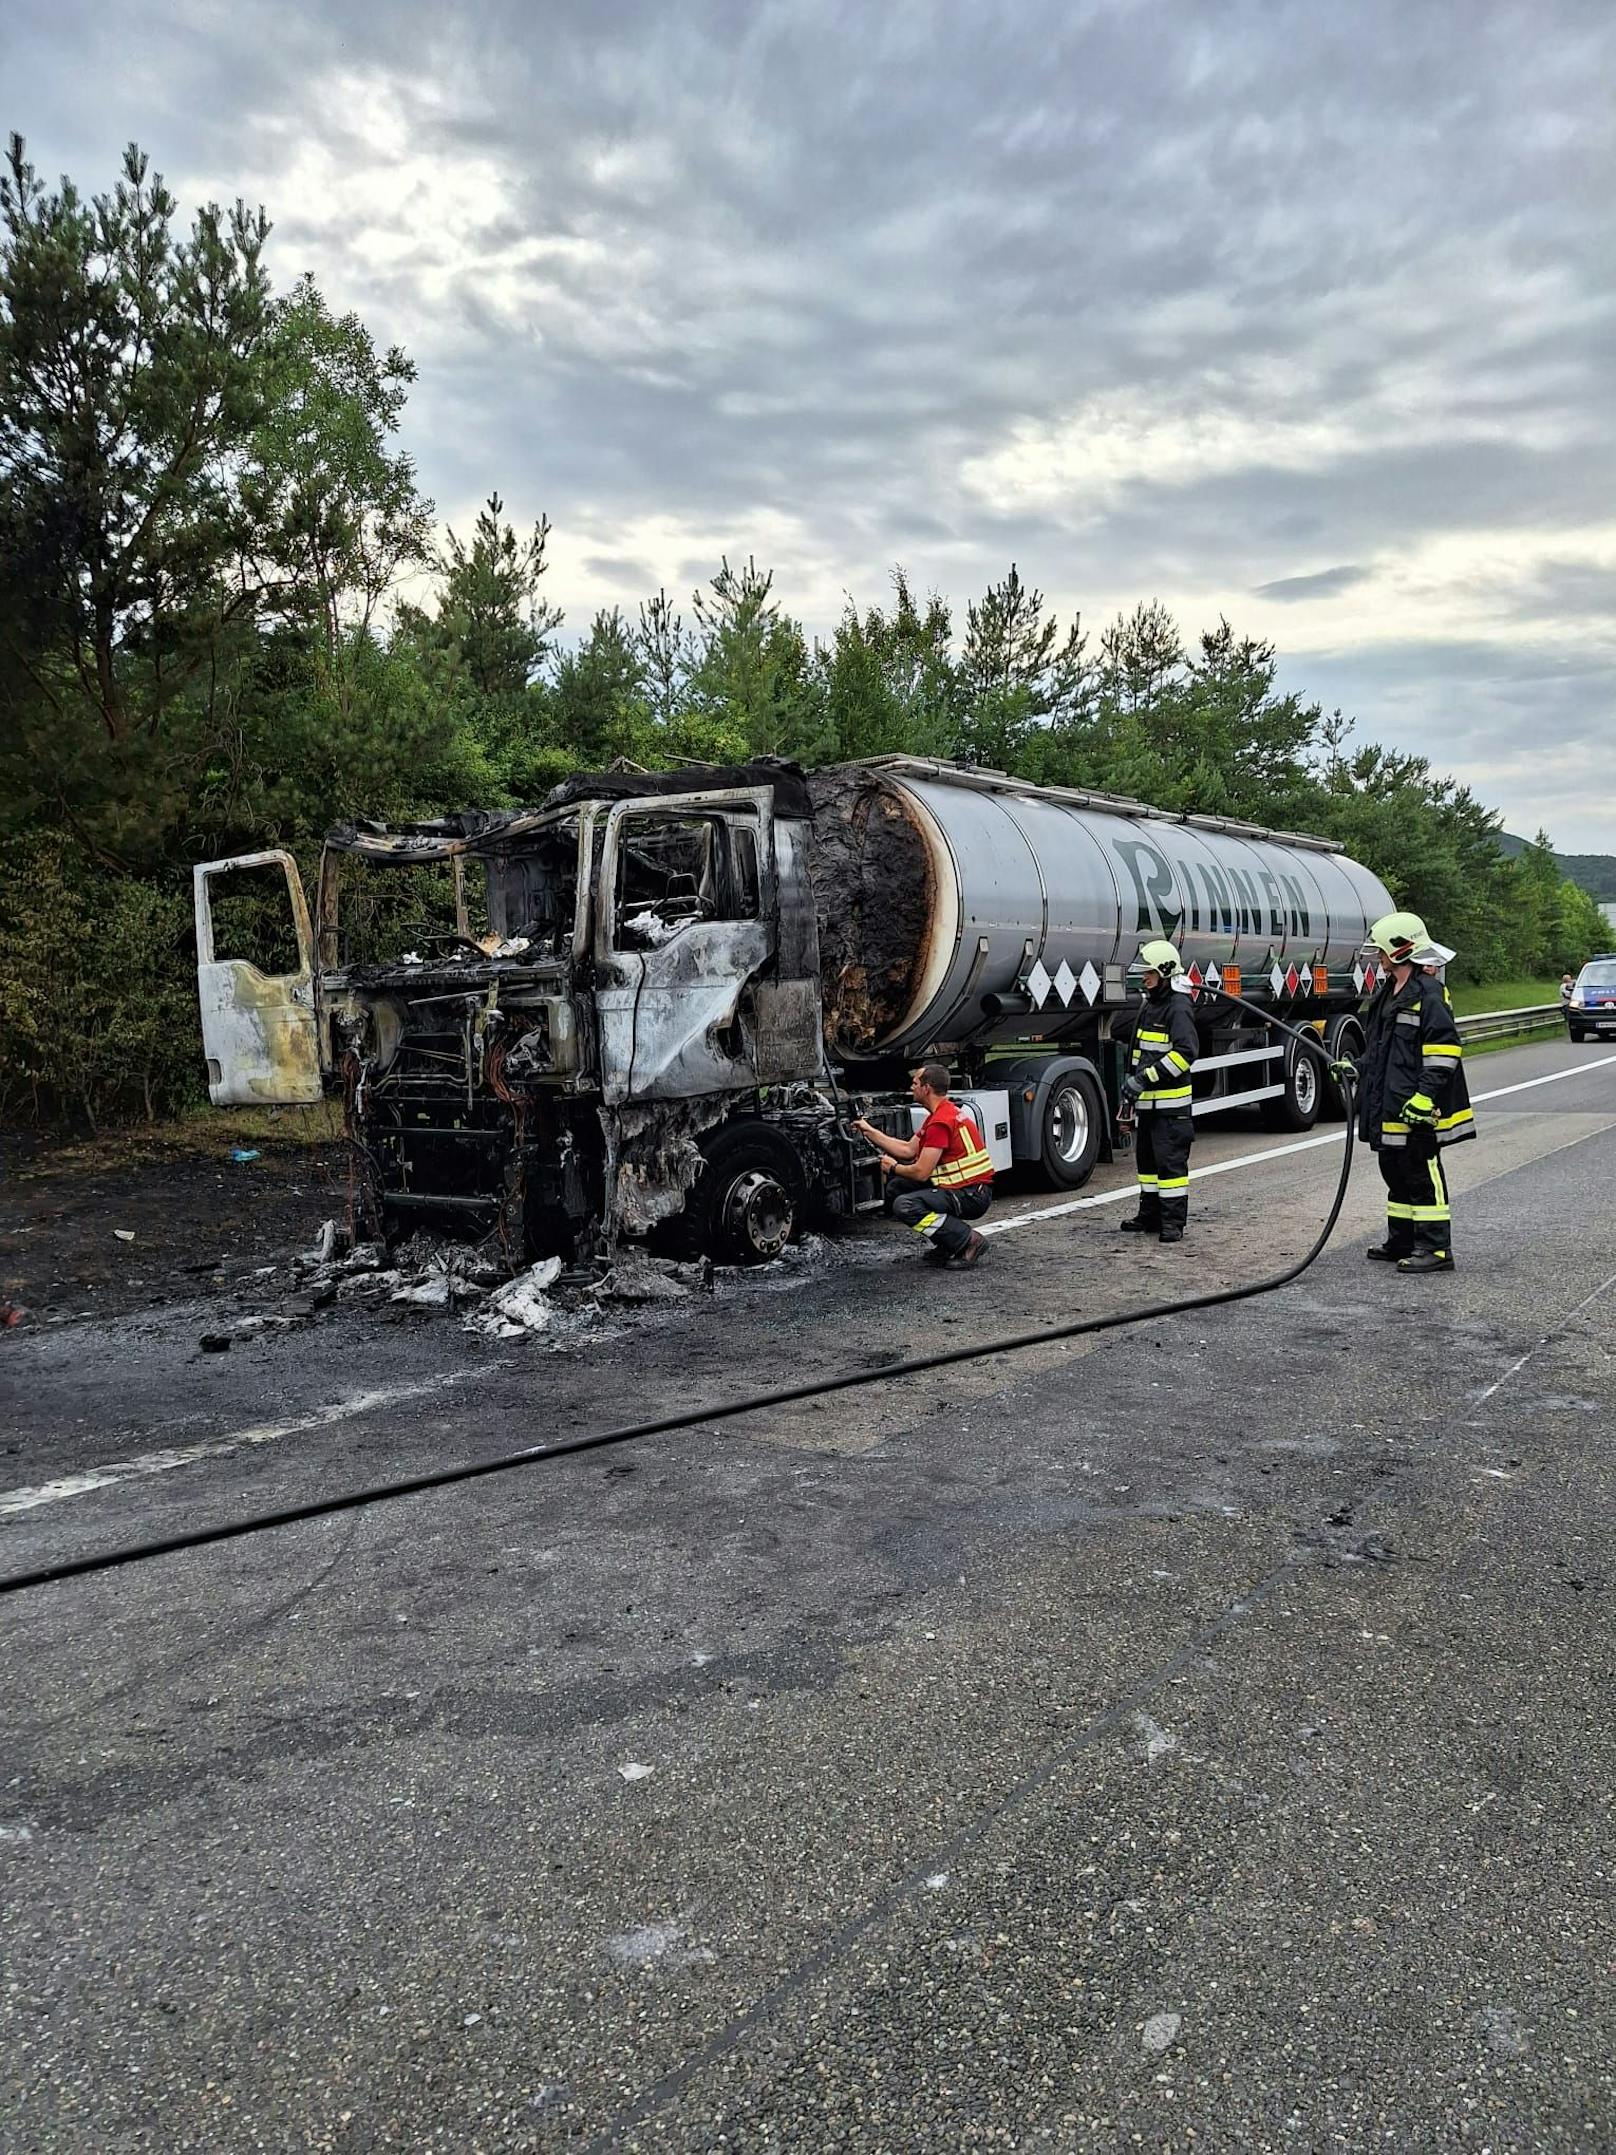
[1261,1036,1323,1131]
[688,1125,805,1265]
[1039,1071,1103,1189]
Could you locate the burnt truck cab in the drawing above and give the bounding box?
[194,766,894,1265]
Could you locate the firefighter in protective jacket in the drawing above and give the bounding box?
[1351,910,1476,1273]
[1118,939,1199,1244]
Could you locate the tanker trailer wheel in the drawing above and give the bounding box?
[1320,1014,1365,1120]
[688,1125,804,1265]
[1039,1071,1103,1189]
[1262,1036,1323,1131]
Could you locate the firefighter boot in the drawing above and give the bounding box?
[1397,1249,1455,1273]
[1118,1215,1155,1233]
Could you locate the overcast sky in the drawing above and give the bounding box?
[8,0,1614,847]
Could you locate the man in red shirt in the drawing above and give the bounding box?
[852,1062,992,1267]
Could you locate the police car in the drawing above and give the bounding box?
[1566,956,1616,1041]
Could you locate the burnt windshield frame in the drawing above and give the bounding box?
[315,809,588,970]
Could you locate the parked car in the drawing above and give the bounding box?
[1566,956,1616,1041]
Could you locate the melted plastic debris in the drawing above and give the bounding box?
[610,1098,729,1235]
[388,1243,503,1311]
[598,1249,713,1304]
[391,1273,453,1310]
[623,909,681,947]
[469,1257,565,1337]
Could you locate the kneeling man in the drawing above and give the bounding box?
[853,1062,993,1268]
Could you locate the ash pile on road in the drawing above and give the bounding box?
[196,1219,721,1352]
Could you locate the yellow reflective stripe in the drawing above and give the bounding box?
[1382,1120,1410,1134]
[1163,1051,1191,1073]
[1136,1173,1159,1188]
[1408,1203,1450,1221]
[1140,1086,1192,1104]
[911,1210,942,1236]
[1423,1043,1462,1058]
[1157,1176,1190,1191]
[1138,1028,1170,1043]
[931,1117,992,1188]
[1437,1108,1474,1131]
[1386,1202,1417,1219]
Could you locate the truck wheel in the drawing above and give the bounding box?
[1039,1072,1103,1189]
[1321,1016,1364,1119]
[689,1126,803,1265]
[1262,1039,1322,1131]
[1569,1024,1586,1042]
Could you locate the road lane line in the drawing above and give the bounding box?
[1472,1263,1616,1405]
[980,1050,1616,1240]
[1470,1051,1616,1103]
[0,1370,496,1519]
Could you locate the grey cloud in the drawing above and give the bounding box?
[1254,567,1372,602]
[583,556,654,588]
[7,0,1615,844]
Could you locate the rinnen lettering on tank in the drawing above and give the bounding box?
[1110,835,1312,943]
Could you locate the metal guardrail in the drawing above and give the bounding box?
[1456,1003,1563,1042]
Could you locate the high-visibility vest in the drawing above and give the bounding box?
[926,1101,994,1188]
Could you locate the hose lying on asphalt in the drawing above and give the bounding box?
[0,997,1355,1599]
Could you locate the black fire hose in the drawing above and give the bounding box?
[0,999,1356,1600]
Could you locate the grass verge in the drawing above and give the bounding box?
[1447,977,1561,1016]
[8,1101,346,1179]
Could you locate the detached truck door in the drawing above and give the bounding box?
[194,850,324,1105]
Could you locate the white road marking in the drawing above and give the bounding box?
[0,1371,495,1520]
[981,1050,1616,1240]
[1471,1264,1616,1406]
[1469,1051,1616,1104]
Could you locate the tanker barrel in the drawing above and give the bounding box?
[806,760,1395,1063]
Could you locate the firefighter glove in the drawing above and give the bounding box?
[1120,1074,1143,1104]
[1402,1092,1437,1127]
[1329,1057,1357,1084]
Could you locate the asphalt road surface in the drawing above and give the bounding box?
[3,1037,1614,2150]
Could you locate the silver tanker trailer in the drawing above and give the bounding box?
[194,756,1394,1263]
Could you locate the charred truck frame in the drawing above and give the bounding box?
[195,757,1394,1265]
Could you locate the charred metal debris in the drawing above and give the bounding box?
[193,1216,840,1353]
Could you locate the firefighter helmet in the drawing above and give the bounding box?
[1137,939,1182,975]
[1366,911,1428,965]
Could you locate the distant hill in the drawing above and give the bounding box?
[1498,832,1616,902]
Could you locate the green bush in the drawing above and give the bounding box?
[0,839,206,1128]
